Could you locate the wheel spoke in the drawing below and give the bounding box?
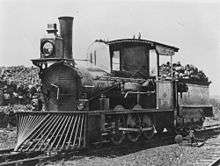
[142,115,155,140]
[127,115,141,143]
[127,132,141,142]
[111,131,125,145]
[110,116,126,145]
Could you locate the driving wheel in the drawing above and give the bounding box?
[110,116,126,145]
[127,114,141,142]
[142,115,155,140]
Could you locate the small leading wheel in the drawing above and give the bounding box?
[127,115,141,143]
[142,115,155,140]
[110,116,126,145]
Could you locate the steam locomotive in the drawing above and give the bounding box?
[14,16,213,152]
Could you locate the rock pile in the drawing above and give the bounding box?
[0,66,42,127]
[0,66,41,106]
[159,61,210,85]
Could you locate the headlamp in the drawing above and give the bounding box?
[41,41,54,57]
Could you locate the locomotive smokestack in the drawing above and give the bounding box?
[58,16,73,59]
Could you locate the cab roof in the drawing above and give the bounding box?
[95,38,179,52]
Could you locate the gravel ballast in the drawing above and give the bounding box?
[46,143,210,166]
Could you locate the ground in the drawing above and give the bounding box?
[44,144,210,166]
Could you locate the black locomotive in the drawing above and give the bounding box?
[14,16,213,152]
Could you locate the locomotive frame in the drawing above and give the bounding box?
[15,16,213,152]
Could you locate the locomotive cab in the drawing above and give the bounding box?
[108,39,150,78]
[87,38,179,110]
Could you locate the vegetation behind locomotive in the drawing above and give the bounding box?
[19,16,213,150]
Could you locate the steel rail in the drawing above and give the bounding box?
[0,148,14,155]
[0,154,51,166]
[209,158,220,166]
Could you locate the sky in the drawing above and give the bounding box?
[0,0,220,96]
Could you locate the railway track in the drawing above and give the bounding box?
[186,138,220,166]
[210,158,220,166]
[0,148,60,166]
[0,150,43,166]
[0,124,220,166]
[176,124,220,166]
[0,132,174,166]
[187,135,220,166]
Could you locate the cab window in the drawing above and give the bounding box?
[112,50,120,71]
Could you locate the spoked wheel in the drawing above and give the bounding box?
[127,115,141,143]
[142,115,155,140]
[155,124,164,134]
[110,116,126,145]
